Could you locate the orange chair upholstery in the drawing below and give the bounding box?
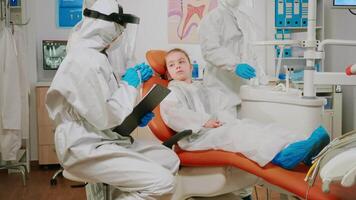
[143,50,356,200]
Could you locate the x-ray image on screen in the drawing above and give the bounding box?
[334,0,356,6]
[43,40,67,70]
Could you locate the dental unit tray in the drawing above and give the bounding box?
[113,84,171,136]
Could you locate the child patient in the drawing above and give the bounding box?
[160,48,330,169]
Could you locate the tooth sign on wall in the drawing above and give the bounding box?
[168,0,218,44]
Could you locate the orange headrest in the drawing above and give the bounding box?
[144,50,176,142]
[146,50,167,76]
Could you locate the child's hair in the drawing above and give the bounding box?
[166,48,191,64]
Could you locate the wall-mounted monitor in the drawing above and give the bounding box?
[333,0,356,8]
[42,40,67,70]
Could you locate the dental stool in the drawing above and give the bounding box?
[50,167,63,185]
[63,170,111,200]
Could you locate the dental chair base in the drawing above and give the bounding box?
[173,166,258,200]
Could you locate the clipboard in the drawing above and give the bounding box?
[113,84,171,136]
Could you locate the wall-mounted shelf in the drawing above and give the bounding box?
[271,0,325,74]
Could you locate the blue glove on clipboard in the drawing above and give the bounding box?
[112,84,171,136]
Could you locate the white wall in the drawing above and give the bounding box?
[324,2,356,132]
[28,0,72,160]
[27,0,267,160]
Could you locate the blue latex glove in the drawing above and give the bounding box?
[138,112,155,127]
[235,63,256,79]
[122,68,140,88]
[134,62,153,82]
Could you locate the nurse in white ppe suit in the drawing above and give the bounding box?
[45,0,179,199]
[199,2,258,198]
[199,0,258,116]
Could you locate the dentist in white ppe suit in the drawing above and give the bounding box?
[199,0,259,116]
[45,0,179,199]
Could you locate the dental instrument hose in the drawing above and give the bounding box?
[304,129,356,194]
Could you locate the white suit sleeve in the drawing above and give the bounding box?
[199,14,240,70]
[46,58,137,131]
[160,91,211,133]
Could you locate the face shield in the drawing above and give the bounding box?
[83,3,139,48]
[106,25,139,77]
[83,3,140,76]
[118,23,139,64]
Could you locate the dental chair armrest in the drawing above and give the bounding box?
[162,130,192,149]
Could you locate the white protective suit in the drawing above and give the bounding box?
[199,0,261,111]
[0,26,22,161]
[13,25,30,140]
[45,0,179,199]
[161,80,307,167]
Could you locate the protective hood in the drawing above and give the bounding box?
[67,0,125,52]
[219,0,238,17]
[83,0,97,10]
[219,0,255,19]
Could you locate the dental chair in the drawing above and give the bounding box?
[143,50,356,200]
